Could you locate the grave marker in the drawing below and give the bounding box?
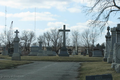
[12,30,21,60]
[58,25,70,56]
[86,74,112,80]
[111,24,120,73]
[107,27,116,63]
[104,26,111,61]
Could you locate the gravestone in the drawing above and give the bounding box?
[46,47,56,56]
[104,26,111,61]
[2,46,8,55]
[29,46,39,56]
[37,41,44,56]
[12,30,21,60]
[111,24,120,73]
[72,49,76,55]
[107,27,116,63]
[92,44,103,57]
[86,74,112,80]
[58,25,70,56]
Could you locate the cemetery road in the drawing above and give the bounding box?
[0,61,81,80]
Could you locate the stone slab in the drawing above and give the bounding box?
[12,53,21,61]
[86,74,113,80]
[92,50,103,57]
[58,47,69,56]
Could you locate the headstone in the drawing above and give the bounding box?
[86,74,112,80]
[37,41,44,56]
[103,26,111,61]
[12,30,21,60]
[111,24,120,73]
[2,46,8,55]
[46,47,56,56]
[72,50,76,55]
[86,48,89,55]
[58,25,70,56]
[107,27,116,63]
[92,44,103,57]
[29,46,39,56]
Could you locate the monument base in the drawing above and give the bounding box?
[115,64,120,73]
[47,51,56,56]
[107,55,113,63]
[12,53,21,61]
[37,50,44,56]
[29,52,38,56]
[59,47,69,56]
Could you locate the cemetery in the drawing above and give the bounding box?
[0,24,120,80]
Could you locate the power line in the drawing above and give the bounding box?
[5,6,7,42]
[34,7,36,33]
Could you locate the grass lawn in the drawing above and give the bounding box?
[21,55,103,62]
[79,62,120,80]
[0,60,32,69]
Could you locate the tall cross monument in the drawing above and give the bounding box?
[12,30,21,61]
[59,25,70,56]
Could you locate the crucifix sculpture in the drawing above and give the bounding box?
[58,25,70,56]
[15,30,19,37]
[59,25,70,48]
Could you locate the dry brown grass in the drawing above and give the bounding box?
[79,62,120,80]
[0,60,32,69]
[21,55,103,62]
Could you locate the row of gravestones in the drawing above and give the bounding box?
[2,25,79,61]
[104,24,120,73]
[28,42,57,56]
[81,44,104,57]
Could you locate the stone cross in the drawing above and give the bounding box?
[15,30,19,37]
[59,25,70,47]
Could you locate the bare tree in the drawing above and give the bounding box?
[20,30,36,52]
[44,31,51,47]
[90,29,99,47]
[37,35,46,47]
[72,30,80,48]
[80,29,92,48]
[50,28,62,52]
[80,28,99,49]
[87,0,120,30]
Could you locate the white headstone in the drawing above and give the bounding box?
[111,24,120,73]
[103,26,111,61]
[107,27,116,63]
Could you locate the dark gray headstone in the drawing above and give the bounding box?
[86,74,112,80]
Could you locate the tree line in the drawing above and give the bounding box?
[0,28,100,55]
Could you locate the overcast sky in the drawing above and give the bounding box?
[0,0,120,45]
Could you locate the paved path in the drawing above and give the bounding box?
[0,61,81,80]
